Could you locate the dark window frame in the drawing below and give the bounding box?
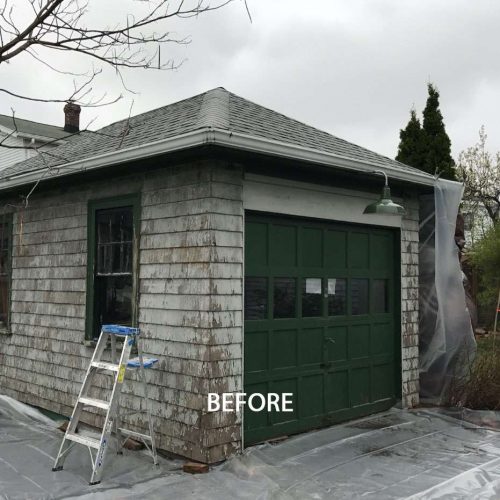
[0,213,12,333]
[85,194,141,341]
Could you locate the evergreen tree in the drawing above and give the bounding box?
[396,83,457,180]
[396,108,426,169]
[421,83,456,180]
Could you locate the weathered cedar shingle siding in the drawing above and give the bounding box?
[400,195,420,408]
[0,159,244,463]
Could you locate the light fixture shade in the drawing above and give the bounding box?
[363,186,406,215]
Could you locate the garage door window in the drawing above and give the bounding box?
[274,277,296,318]
[302,278,322,317]
[351,278,369,315]
[328,278,346,316]
[373,279,389,313]
[245,277,268,320]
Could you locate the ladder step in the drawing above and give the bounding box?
[65,432,101,449]
[91,361,119,372]
[127,357,159,369]
[102,324,139,336]
[79,397,110,410]
[118,427,152,442]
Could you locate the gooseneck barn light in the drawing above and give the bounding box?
[363,170,406,216]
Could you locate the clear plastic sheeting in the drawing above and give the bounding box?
[5,397,500,499]
[419,178,476,402]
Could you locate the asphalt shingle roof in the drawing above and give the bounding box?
[0,114,68,140]
[0,88,431,183]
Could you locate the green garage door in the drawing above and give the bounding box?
[244,213,400,444]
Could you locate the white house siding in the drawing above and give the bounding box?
[0,134,29,170]
[243,175,421,409]
[0,133,58,171]
[0,159,244,464]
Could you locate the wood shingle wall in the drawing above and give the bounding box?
[400,194,420,408]
[0,159,244,463]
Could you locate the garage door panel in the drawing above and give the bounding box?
[349,324,371,360]
[301,227,323,268]
[348,232,370,269]
[245,330,268,374]
[300,374,324,418]
[298,327,323,367]
[270,329,297,370]
[245,221,268,269]
[271,378,298,425]
[270,224,297,267]
[244,213,399,445]
[371,323,393,356]
[326,371,349,412]
[244,382,269,432]
[350,367,371,406]
[326,326,347,362]
[325,230,348,270]
[371,233,393,271]
[372,364,394,401]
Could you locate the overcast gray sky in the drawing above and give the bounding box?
[2,0,500,160]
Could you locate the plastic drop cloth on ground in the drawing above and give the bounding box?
[5,396,500,499]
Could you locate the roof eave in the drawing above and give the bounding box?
[0,127,437,191]
[210,129,436,187]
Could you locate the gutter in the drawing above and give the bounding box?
[0,127,436,191]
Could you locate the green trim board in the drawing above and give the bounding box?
[244,212,401,445]
[85,193,141,340]
[0,212,13,333]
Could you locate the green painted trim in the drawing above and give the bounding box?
[85,193,141,341]
[0,213,13,333]
[393,229,402,398]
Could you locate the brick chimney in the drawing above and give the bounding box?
[64,101,81,133]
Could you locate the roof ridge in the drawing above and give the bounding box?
[195,88,229,129]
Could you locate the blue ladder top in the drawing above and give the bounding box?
[102,324,139,336]
[127,357,159,369]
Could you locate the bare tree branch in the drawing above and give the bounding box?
[457,126,500,243]
[0,0,240,208]
[0,0,237,106]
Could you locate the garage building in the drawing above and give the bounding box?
[0,88,431,462]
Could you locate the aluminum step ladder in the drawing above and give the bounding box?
[52,324,159,485]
